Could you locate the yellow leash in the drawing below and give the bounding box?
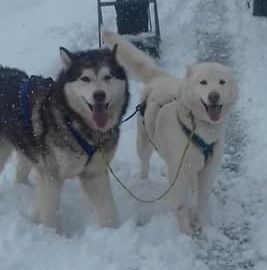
[98,113,196,204]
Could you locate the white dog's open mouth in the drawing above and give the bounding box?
[201,99,223,122]
[82,96,109,128]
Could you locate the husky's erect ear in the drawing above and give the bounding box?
[111,44,118,59]
[59,47,74,70]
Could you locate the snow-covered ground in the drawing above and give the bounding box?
[1,0,267,269]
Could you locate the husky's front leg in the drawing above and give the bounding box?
[80,168,119,228]
[32,169,62,229]
[15,152,32,186]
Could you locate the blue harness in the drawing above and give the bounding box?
[19,77,97,161]
[137,99,215,162]
[19,78,146,161]
[178,118,216,162]
[65,117,97,159]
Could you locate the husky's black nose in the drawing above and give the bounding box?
[93,90,106,103]
[208,91,220,104]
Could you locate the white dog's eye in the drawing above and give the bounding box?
[219,79,226,85]
[80,76,91,83]
[200,80,207,85]
[103,75,112,81]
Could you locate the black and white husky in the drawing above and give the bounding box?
[0,46,129,229]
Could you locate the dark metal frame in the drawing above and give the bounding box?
[253,0,267,16]
[97,0,161,56]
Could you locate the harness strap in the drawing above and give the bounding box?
[178,116,216,161]
[120,101,146,125]
[65,118,97,161]
[138,100,147,117]
[68,101,147,160]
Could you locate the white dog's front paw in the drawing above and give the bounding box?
[189,209,201,233]
[190,216,201,233]
[179,221,194,236]
[177,205,194,236]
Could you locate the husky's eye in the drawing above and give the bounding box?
[200,80,207,85]
[104,75,112,81]
[80,76,91,83]
[219,79,226,85]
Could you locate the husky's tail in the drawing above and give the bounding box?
[103,30,168,84]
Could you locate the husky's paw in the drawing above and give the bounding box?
[15,178,34,188]
[99,218,119,229]
[95,208,120,229]
[32,212,59,232]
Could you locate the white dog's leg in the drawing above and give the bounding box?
[137,116,153,179]
[197,173,210,229]
[15,152,32,186]
[187,176,200,232]
[197,165,215,229]
[176,176,194,235]
[197,144,223,229]
[33,169,62,229]
[168,163,195,235]
[80,171,119,228]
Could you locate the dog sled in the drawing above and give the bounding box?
[97,0,161,58]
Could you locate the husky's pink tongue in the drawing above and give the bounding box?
[92,104,108,128]
[207,105,222,122]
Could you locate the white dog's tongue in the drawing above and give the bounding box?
[207,106,222,122]
[92,104,108,128]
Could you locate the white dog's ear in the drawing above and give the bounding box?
[185,64,194,78]
[59,47,74,70]
[181,64,194,91]
[111,44,118,59]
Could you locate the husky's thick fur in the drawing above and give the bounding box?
[103,30,238,234]
[0,46,129,230]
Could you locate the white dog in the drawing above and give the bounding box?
[103,30,238,234]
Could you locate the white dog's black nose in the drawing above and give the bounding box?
[93,90,106,103]
[208,91,220,104]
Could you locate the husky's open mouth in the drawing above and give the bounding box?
[82,96,109,128]
[201,99,223,122]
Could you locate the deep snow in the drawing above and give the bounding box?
[0,0,267,269]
